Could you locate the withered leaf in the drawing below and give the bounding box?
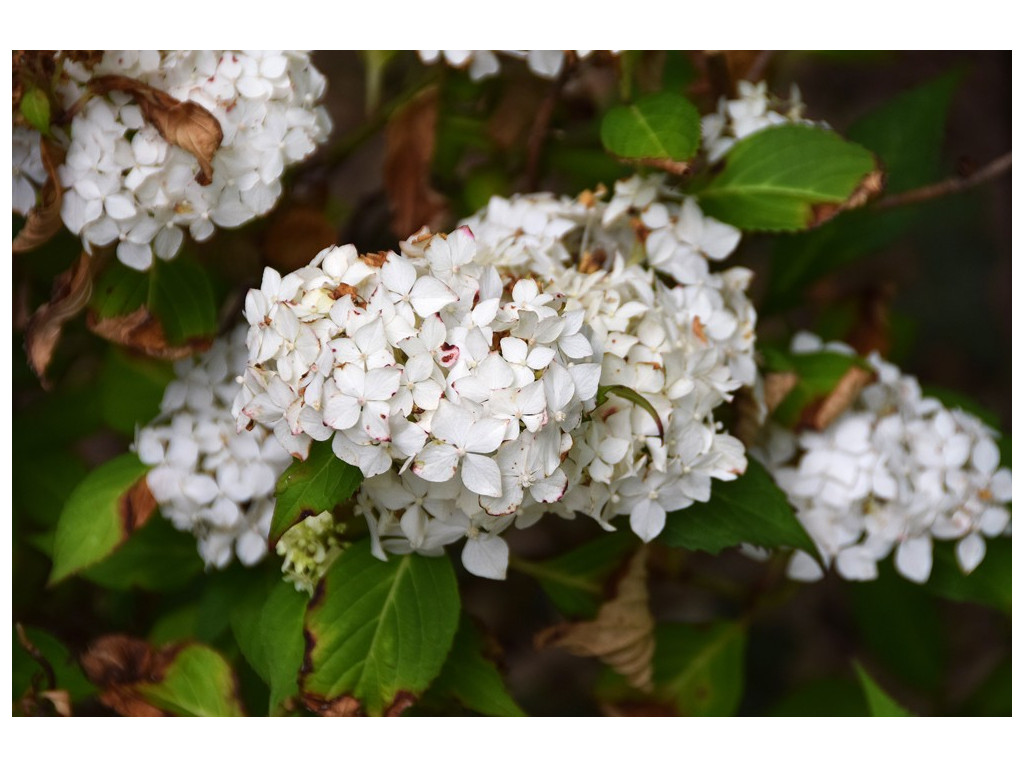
[88,306,211,360]
[801,365,876,431]
[535,548,654,692]
[384,86,449,239]
[264,205,337,273]
[808,169,886,228]
[13,136,66,254]
[764,371,799,414]
[302,692,362,717]
[120,475,157,535]
[80,634,179,717]
[90,75,223,185]
[40,690,72,717]
[24,251,93,388]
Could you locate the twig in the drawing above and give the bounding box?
[745,51,776,83]
[525,61,573,192]
[16,622,57,692]
[876,152,1011,209]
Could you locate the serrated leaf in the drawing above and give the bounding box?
[49,454,155,585]
[148,256,218,345]
[301,541,460,716]
[697,124,878,232]
[854,663,912,716]
[654,622,746,716]
[80,514,202,592]
[926,537,1011,614]
[661,457,817,556]
[136,644,244,716]
[524,530,637,619]
[600,92,701,167]
[98,348,174,436]
[426,615,525,716]
[271,441,362,546]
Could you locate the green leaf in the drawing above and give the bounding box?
[654,622,746,716]
[13,450,87,529]
[600,92,701,164]
[854,663,912,716]
[90,260,149,319]
[137,644,245,716]
[768,349,870,428]
[927,537,1011,614]
[697,124,877,232]
[98,348,174,436]
[764,73,960,313]
[661,457,817,556]
[49,453,151,585]
[12,626,96,703]
[233,578,309,713]
[301,541,460,716]
[425,615,525,716]
[767,677,868,716]
[271,440,362,546]
[20,87,51,135]
[148,256,218,345]
[517,530,637,619]
[80,514,202,592]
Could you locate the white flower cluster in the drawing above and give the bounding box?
[17,51,331,270]
[701,80,812,163]
[755,333,1012,584]
[13,125,48,216]
[418,50,609,82]
[233,229,603,579]
[235,175,755,578]
[136,326,292,569]
[277,510,348,594]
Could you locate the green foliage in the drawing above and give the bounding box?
[765,348,870,428]
[98,348,174,436]
[854,663,912,716]
[301,541,460,716]
[767,677,868,716]
[521,531,637,619]
[136,644,246,716]
[231,577,309,714]
[81,515,202,592]
[271,440,363,545]
[148,256,218,345]
[765,73,959,312]
[600,92,701,163]
[653,622,747,716]
[12,626,96,703]
[90,260,150,319]
[13,450,87,529]
[661,457,817,556]
[424,615,525,716]
[49,453,150,585]
[696,124,877,231]
[20,87,51,135]
[927,537,1011,614]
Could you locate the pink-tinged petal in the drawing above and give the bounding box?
[412,442,460,482]
[462,536,509,580]
[462,453,502,497]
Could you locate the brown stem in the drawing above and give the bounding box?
[16,622,57,692]
[876,152,1011,209]
[745,51,776,83]
[524,61,573,192]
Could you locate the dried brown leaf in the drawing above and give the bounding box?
[801,365,876,431]
[90,75,223,185]
[80,635,180,717]
[535,548,654,692]
[23,252,93,387]
[384,86,449,239]
[302,692,363,717]
[632,157,691,176]
[13,136,66,253]
[264,205,337,273]
[87,306,210,360]
[120,476,157,535]
[764,371,799,414]
[808,169,886,227]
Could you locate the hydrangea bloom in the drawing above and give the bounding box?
[237,175,755,579]
[701,80,812,163]
[755,333,1012,584]
[12,125,47,216]
[136,326,292,569]
[418,50,610,81]
[18,51,331,270]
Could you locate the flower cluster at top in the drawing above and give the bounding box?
[16,51,331,270]
[136,326,293,569]
[235,174,755,579]
[418,50,610,81]
[701,80,813,163]
[755,333,1012,584]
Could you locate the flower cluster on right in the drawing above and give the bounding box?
[755,333,1012,584]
